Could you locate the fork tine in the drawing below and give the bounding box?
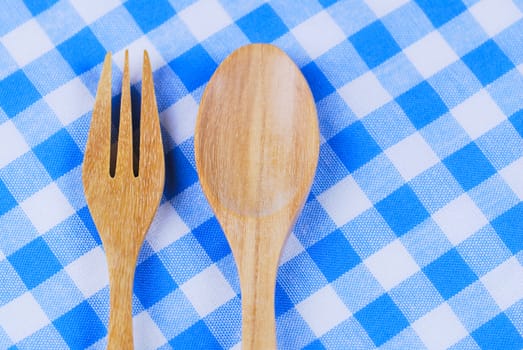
[84,53,112,177]
[115,50,133,176]
[139,51,164,176]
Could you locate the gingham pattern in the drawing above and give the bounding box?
[0,0,522,349]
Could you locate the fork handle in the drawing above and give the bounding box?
[106,250,137,350]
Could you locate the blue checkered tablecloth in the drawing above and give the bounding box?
[0,0,522,349]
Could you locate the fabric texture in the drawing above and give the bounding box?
[0,0,522,349]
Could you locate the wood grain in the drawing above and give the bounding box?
[82,51,164,350]
[195,44,319,349]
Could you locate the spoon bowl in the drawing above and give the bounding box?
[195,44,319,349]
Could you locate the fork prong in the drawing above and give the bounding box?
[84,53,112,177]
[139,51,164,176]
[115,50,133,177]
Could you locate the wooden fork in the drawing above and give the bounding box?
[82,51,165,349]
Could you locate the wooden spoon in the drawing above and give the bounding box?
[194,44,319,349]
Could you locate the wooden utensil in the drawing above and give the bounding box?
[194,44,319,349]
[82,51,165,349]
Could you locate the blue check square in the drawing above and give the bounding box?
[0,70,40,117]
[328,121,381,172]
[509,109,523,138]
[301,62,335,101]
[355,293,409,346]
[164,147,198,198]
[23,0,57,15]
[423,248,477,299]
[396,81,448,129]
[443,143,496,191]
[170,44,217,92]
[33,129,83,180]
[134,254,177,308]
[57,28,106,75]
[237,4,287,43]
[463,40,514,86]
[169,320,221,349]
[491,203,523,254]
[53,301,106,349]
[0,179,16,216]
[350,21,401,69]
[125,0,175,33]
[192,217,230,262]
[8,237,62,289]
[415,0,467,27]
[472,313,523,350]
[275,282,294,317]
[376,184,430,237]
[307,229,360,282]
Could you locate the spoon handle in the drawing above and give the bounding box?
[225,217,291,350]
[238,242,279,349]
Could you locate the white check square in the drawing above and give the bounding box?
[365,0,409,17]
[161,94,198,145]
[364,239,419,290]
[292,11,345,59]
[481,257,523,310]
[296,285,350,337]
[69,0,120,24]
[385,132,439,181]
[433,194,488,245]
[146,202,190,252]
[413,303,467,350]
[179,0,232,41]
[470,0,522,37]
[500,158,523,200]
[65,247,109,298]
[181,265,235,317]
[404,31,458,79]
[451,90,505,140]
[0,120,29,168]
[133,311,168,350]
[339,71,392,119]
[0,292,50,343]
[1,19,53,67]
[317,176,372,226]
[45,78,94,126]
[20,183,75,234]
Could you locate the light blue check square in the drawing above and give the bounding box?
[390,272,444,322]
[382,1,434,48]
[401,219,453,267]
[311,144,352,194]
[0,0,32,36]
[469,173,519,221]
[315,93,357,140]
[363,102,416,149]
[0,207,39,256]
[16,324,69,350]
[11,100,61,148]
[448,281,500,331]
[340,208,396,259]
[159,233,212,285]
[23,49,76,95]
[202,24,249,63]
[148,289,200,340]
[320,317,375,350]
[148,16,197,63]
[327,0,375,37]
[487,69,523,117]
[170,183,214,230]
[420,112,471,159]
[457,226,512,277]
[203,298,241,349]
[36,0,85,45]
[374,53,424,98]
[352,153,404,203]
[332,263,384,313]
[32,270,84,320]
[439,11,488,57]
[293,197,337,247]
[0,260,26,307]
[90,6,142,52]
[270,0,324,28]
[278,252,328,304]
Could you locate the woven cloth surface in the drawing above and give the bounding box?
[0,0,522,349]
